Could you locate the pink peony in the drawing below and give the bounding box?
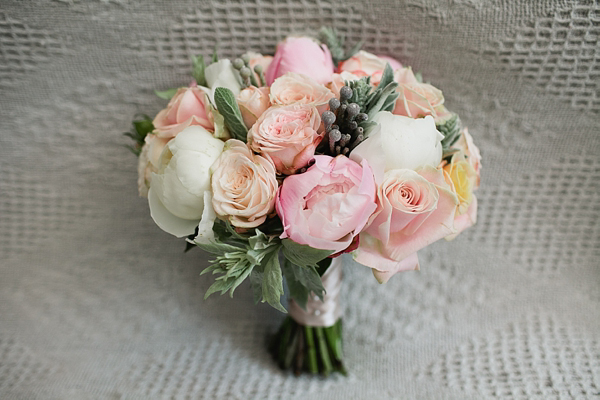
[152,86,213,138]
[265,37,335,85]
[276,155,377,253]
[353,166,459,283]
[248,104,323,175]
[338,50,402,85]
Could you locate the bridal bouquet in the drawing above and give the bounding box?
[127,28,481,376]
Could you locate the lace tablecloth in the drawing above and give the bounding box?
[1,1,598,398]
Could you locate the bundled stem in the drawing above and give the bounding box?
[269,317,346,376]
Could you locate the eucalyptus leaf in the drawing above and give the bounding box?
[193,240,243,255]
[154,88,179,100]
[213,87,248,142]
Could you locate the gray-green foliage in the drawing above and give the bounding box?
[192,221,333,313]
[438,113,462,159]
[319,27,363,65]
[213,87,248,142]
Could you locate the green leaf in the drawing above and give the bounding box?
[204,278,236,299]
[249,269,264,304]
[213,87,248,142]
[438,113,462,151]
[194,240,243,255]
[377,63,394,91]
[319,26,363,65]
[281,239,333,268]
[261,251,286,313]
[192,55,207,86]
[154,88,178,100]
[281,259,325,310]
[132,116,154,136]
[212,47,218,63]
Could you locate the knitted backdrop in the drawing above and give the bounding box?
[0,0,598,399]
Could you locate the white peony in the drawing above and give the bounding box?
[204,59,242,102]
[350,112,443,182]
[148,126,224,238]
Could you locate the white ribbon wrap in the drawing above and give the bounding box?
[288,256,343,327]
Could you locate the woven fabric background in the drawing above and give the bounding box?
[1,0,599,399]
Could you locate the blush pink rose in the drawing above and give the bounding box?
[392,68,445,119]
[328,71,361,98]
[237,86,271,129]
[266,37,335,85]
[338,50,402,85]
[269,72,335,113]
[353,166,459,283]
[211,140,278,228]
[276,155,377,253]
[248,104,322,175]
[152,86,213,138]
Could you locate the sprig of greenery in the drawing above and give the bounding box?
[191,219,333,313]
[438,113,462,156]
[319,27,363,65]
[123,114,154,156]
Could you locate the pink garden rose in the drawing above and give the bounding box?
[266,37,335,85]
[237,86,271,129]
[152,86,213,138]
[338,50,402,85]
[353,166,459,283]
[392,67,446,120]
[276,155,377,253]
[248,104,322,175]
[211,140,278,228]
[269,72,335,113]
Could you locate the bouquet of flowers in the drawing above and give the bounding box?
[127,28,481,376]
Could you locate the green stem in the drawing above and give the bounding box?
[304,326,318,374]
[315,327,333,375]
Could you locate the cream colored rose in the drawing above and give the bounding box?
[248,104,322,175]
[269,72,334,112]
[237,86,271,129]
[211,140,278,228]
[137,133,170,197]
[393,67,445,119]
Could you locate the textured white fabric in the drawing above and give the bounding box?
[1,1,599,399]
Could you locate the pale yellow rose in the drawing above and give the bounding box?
[211,140,278,228]
[454,128,482,187]
[443,153,477,215]
[237,86,271,129]
[269,72,334,113]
